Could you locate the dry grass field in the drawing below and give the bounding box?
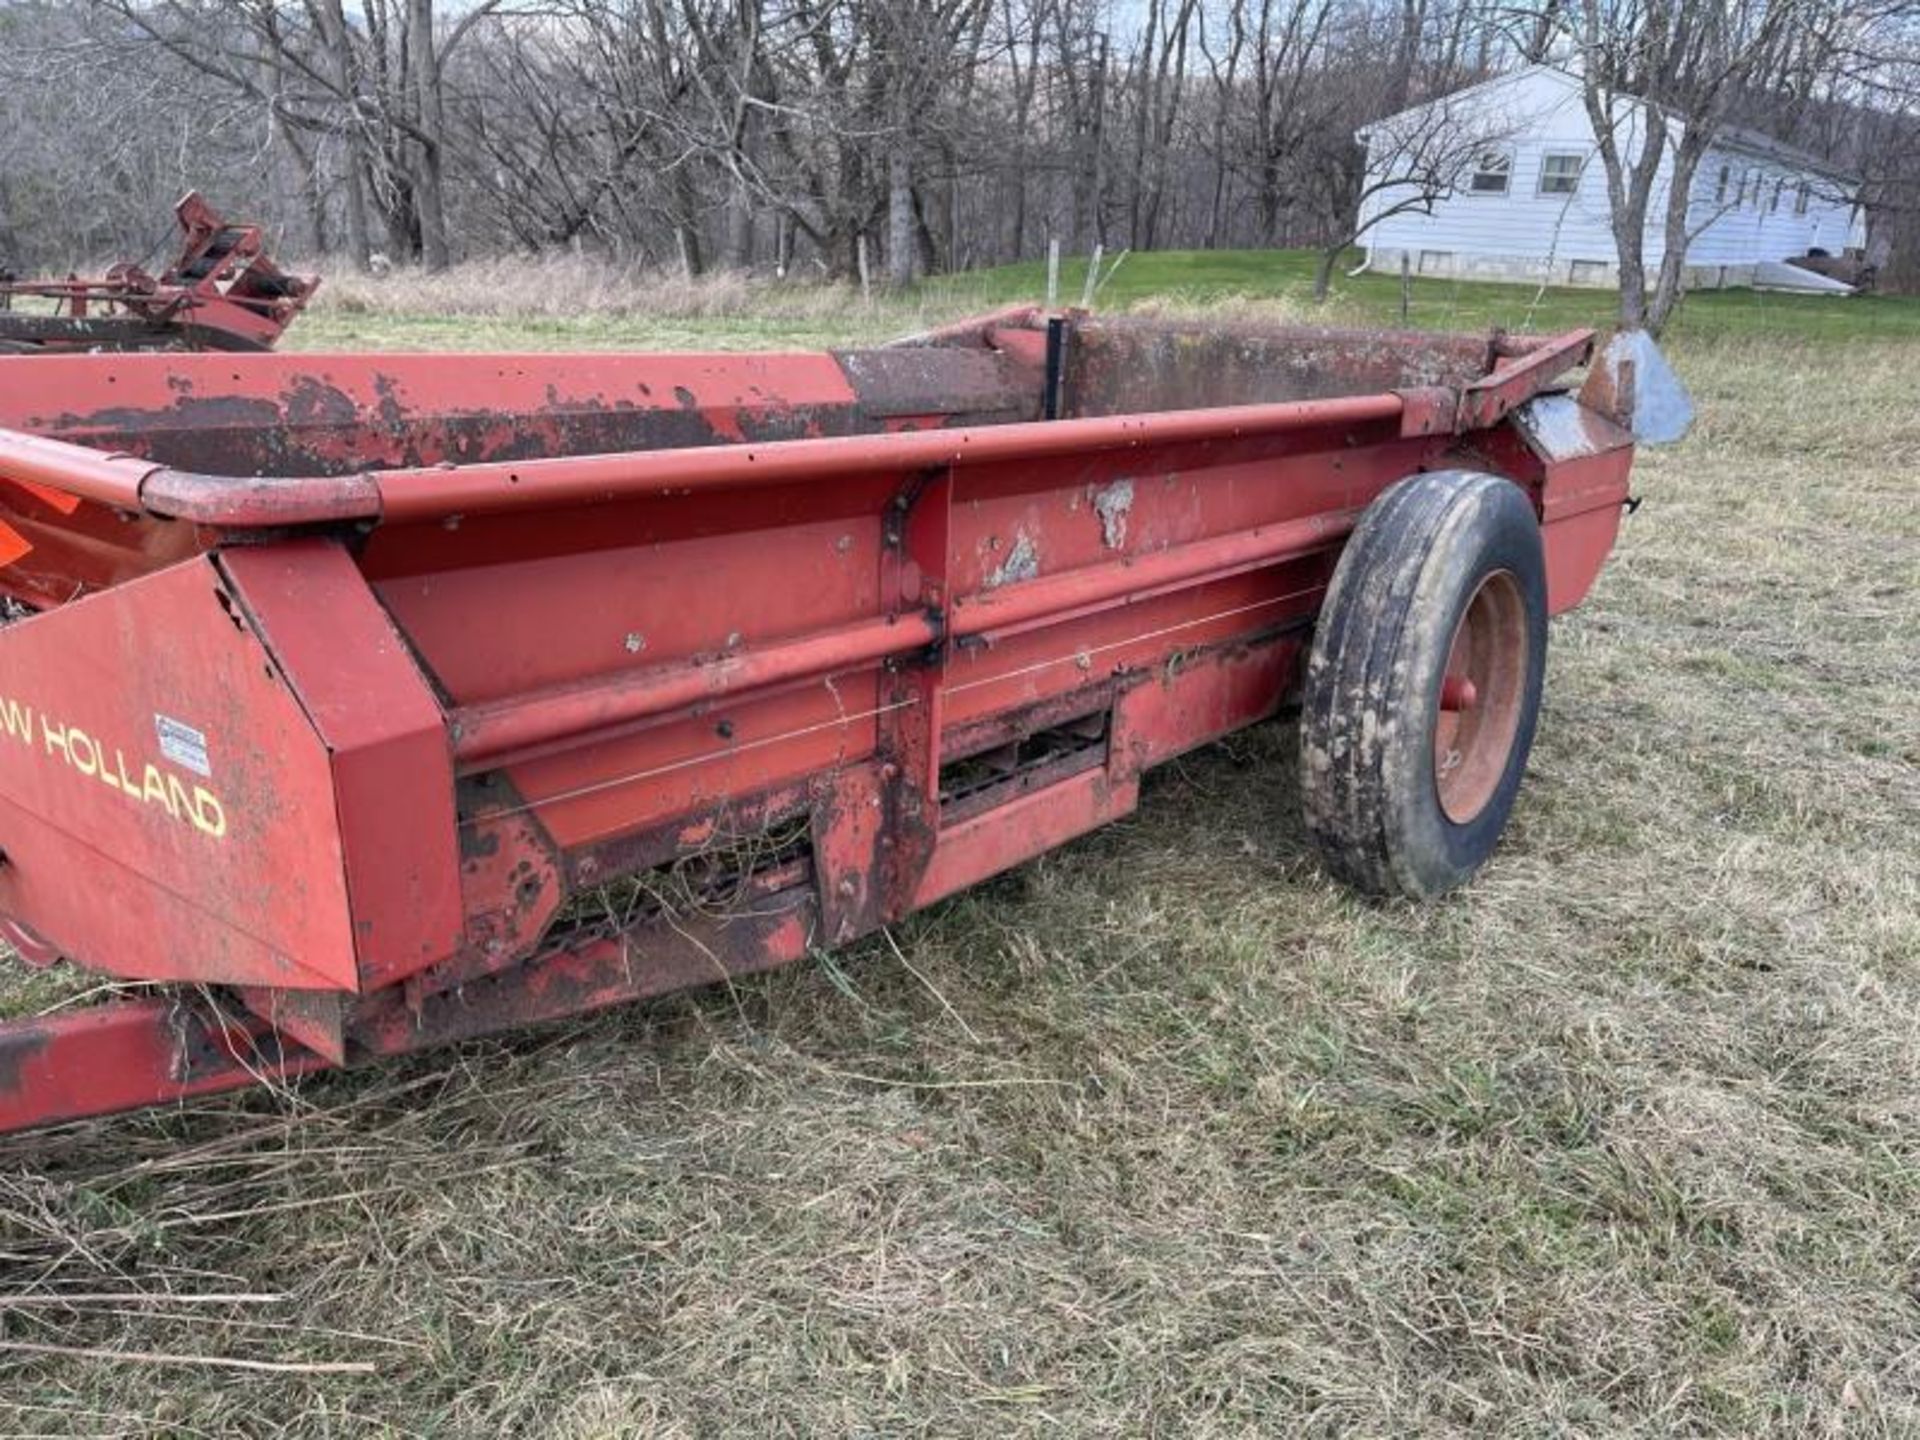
[1,262,1918,1436]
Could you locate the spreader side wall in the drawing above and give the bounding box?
[0,556,360,991]
[0,345,1043,610]
[353,411,1456,958]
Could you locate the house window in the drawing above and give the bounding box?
[1744,170,1759,207]
[1539,153,1584,196]
[1771,179,1783,213]
[1795,181,1811,215]
[1715,165,1730,203]
[1467,151,1512,195]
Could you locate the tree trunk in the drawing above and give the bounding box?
[887,143,916,288]
[1614,248,1648,328]
[1584,80,1667,333]
[1087,30,1109,249]
[1386,0,1424,112]
[674,168,705,277]
[1313,244,1340,301]
[313,0,373,267]
[721,182,754,270]
[406,0,451,270]
[413,144,450,270]
[341,148,373,269]
[1257,156,1283,245]
[1645,145,1706,337]
[382,179,421,263]
[0,176,21,266]
[913,183,940,275]
[262,50,314,254]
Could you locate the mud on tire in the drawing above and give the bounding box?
[1300,469,1548,899]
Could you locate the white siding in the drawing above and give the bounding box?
[1685,150,1859,267]
[1357,64,1859,284]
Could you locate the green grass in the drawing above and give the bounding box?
[4,254,1920,1435]
[925,248,1920,342]
[289,246,1920,354]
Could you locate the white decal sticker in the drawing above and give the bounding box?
[155,714,211,778]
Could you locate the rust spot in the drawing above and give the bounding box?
[984,530,1040,589]
[0,1024,50,1094]
[1061,318,1490,419]
[1093,479,1134,548]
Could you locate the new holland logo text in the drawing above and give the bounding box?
[0,695,228,840]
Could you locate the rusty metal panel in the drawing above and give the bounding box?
[914,764,1138,908]
[811,763,888,946]
[0,350,866,475]
[368,492,898,852]
[0,995,329,1134]
[0,555,357,990]
[1108,630,1305,776]
[1511,394,1635,462]
[832,347,1038,422]
[220,540,464,992]
[349,882,819,1056]
[1062,318,1495,417]
[1456,329,1596,429]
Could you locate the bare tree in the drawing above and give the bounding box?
[1556,0,1836,331]
[0,0,1907,294]
[1309,82,1512,298]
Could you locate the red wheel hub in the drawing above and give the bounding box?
[1433,570,1529,824]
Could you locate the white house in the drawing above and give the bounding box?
[1355,65,1865,291]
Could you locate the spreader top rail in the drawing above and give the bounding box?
[0,325,1593,532]
[0,392,1408,529]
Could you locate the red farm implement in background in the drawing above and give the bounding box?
[0,192,317,355]
[0,307,1688,1134]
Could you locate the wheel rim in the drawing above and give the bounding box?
[1433,570,1529,825]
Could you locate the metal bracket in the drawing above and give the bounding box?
[883,465,944,551]
[1043,315,1070,420]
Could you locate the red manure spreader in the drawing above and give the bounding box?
[0,307,1687,1133]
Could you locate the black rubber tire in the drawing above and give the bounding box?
[1300,469,1548,899]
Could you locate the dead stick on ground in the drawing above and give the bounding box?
[0,1293,287,1309]
[883,928,981,1044]
[0,1340,374,1375]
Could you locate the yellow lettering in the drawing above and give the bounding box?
[0,697,32,744]
[7,699,227,843]
[192,788,227,839]
[142,764,177,817]
[68,728,99,778]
